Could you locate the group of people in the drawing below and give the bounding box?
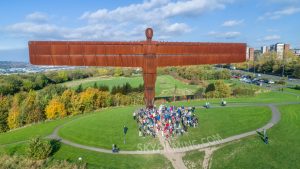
[133,105,199,139]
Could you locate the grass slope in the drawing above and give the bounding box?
[0,117,78,145]
[63,75,200,97]
[54,144,173,169]
[183,150,205,169]
[211,104,300,169]
[170,90,300,108]
[58,106,159,151]
[172,106,271,147]
[0,143,173,169]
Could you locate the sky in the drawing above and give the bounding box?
[0,0,300,62]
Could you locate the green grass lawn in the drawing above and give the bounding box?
[58,106,160,151]
[168,90,300,108]
[59,105,272,150]
[63,75,200,97]
[183,150,205,169]
[171,106,271,147]
[0,116,79,145]
[65,76,143,89]
[0,143,173,169]
[210,104,300,169]
[53,144,173,169]
[284,87,300,95]
[155,75,199,96]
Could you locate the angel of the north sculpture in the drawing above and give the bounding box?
[28,28,246,108]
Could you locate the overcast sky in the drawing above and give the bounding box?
[0,0,300,62]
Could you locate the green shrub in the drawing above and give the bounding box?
[276,80,286,85]
[205,81,231,98]
[295,85,300,90]
[0,154,86,169]
[26,137,52,160]
[232,87,256,96]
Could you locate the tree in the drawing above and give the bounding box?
[111,86,117,95]
[20,90,44,125]
[122,83,132,94]
[70,93,82,115]
[97,68,109,76]
[34,74,49,89]
[214,81,231,98]
[79,88,98,112]
[95,91,112,108]
[26,137,52,160]
[99,85,109,92]
[22,80,35,91]
[76,84,83,93]
[214,70,231,80]
[7,93,26,129]
[205,81,231,98]
[0,95,11,132]
[7,104,21,129]
[45,97,67,119]
[60,89,76,115]
[93,82,98,89]
[293,64,300,78]
[114,68,123,77]
[58,71,69,82]
[123,69,133,77]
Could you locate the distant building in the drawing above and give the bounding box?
[292,49,300,56]
[246,47,249,60]
[284,44,290,53]
[270,43,290,59]
[254,50,262,60]
[246,47,255,61]
[261,46,269,54]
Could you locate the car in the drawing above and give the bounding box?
[244,79,252,83]
[256,81,263,86]
[268,80,275,84]
[257,74,261,77]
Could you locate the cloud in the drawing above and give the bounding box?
[4,22,67,39]
[267,0,299,4]
[3,0,233,42]
[208,31,241,39]
[263,35,281,41]
[267,28,279,32]
[257,35,281,42]
[160,0,233,18]
[26,12,49,22]
[222,19,244,27]
[80,0,233,22]
[258,7,300,20]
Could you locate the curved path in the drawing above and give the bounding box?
[45,102,298,169]
[47,102,297,154]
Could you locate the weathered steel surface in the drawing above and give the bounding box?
[28,28,246,108]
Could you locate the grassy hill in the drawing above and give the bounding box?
[211,104,300,169]
[63,75,200,97]
[0,89,300,168]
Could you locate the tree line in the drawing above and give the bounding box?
[0,83,144,133]
[234,51,300,78]
[158,65,231,83]
[0,67,139,96]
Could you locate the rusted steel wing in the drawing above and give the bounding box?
[156,42,246,67]
[29,41,144,67]
[28,28,247,108]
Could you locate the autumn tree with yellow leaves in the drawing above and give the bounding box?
[45,97,67,120]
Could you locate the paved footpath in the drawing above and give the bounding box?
[157,133,187,169]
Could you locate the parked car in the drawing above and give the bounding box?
[268,80,275,84]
